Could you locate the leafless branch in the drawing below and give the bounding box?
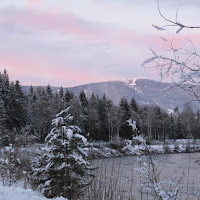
[142,38,200,104]
[156,0,200,32]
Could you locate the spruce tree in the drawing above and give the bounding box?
[87,94,99,140]
[0,73,6,143]
[59,86,64,99]
[98,94,110,141]
[65,90,74,105]
[46,84,53,99]
[34,87,52,142]
[175,116,185,139]
[79,90,88,109]
[119,97,133,139]
[8,80,27,133]
[31,107,92,199]
[130,97,138,113]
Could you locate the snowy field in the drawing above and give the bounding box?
[0,186,67,200]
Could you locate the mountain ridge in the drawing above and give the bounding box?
[22,77,200,111]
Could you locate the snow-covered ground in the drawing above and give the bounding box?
[87,139,200,158]
[0,186,67,200]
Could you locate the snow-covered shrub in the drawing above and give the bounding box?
[174,144,180,153]
[15,125,38,147]
[31,107,93,199]
[0,144,21,186]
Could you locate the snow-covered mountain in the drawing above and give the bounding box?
[22,78,200,111]
[68,78,200,111]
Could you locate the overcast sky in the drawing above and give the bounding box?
[0,0,199,86]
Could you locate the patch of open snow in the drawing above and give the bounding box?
[135,86,144,94]
[168,109,174,114]
[178,144,186,152]
[124,77,146,87]
[150,145,164,153]
[83,89,88,97]
[141,101,150,105]
[0,186,67,200]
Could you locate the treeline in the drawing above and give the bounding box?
[0,69,200,146]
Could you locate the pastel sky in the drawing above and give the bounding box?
[0,0,199,87]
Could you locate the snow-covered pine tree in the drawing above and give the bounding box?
[31,107,93,199]
[0,70,9,145]
[7,80,27,134]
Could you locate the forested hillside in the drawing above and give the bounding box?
[22,78,200,112]
[0,69,200,147]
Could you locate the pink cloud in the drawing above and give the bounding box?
[0,8,100,39]
[0,7,161,48]
[2,7,198,50]
[0,51,105,86]
[27,0,43,9]
[0,6,199,87]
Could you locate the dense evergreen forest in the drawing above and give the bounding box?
[0,69,200,146]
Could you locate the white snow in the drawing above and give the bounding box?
[0,185,67,200]
[52,117,64,126]
[127,119,137,131]
[135,86,144,94]
[65,129,73,140]
[56,107,70,117]
[167,109,174,114]
[124,77,146,87]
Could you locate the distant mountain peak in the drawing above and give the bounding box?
[22,77,200,111]
[124,77,147,87]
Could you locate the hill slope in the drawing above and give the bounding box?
[22,78,200,111]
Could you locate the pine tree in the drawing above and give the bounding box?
[98,94,110,141]
[87,94,99,140]
[69,96,84,130]
[130,97,138,113]
[0,73,6,143]
[31,107,93,199]
[27,86,37,134]
[79,90,88,109]
[34,87,52,142]
[64,90,74,105]
[175,116,185,139]
[46,84,53,99]
[7,80,27,133]
[0,70,12,144]
[119,97,133,139]
[59,86,64,99]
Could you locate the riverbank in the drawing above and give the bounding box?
[86,139,200,159]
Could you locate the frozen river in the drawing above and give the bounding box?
[86,153,200,200]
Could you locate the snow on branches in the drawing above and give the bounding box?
[127,119,137,131]
[0,144,21,186]
[154,0,200,33]
[31,107,93,199]
[142,37,200,104]
[133,136,178,200]
[144,1,200,104]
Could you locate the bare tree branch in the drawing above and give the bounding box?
[155,0,200,32]
[142,38,200,104]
